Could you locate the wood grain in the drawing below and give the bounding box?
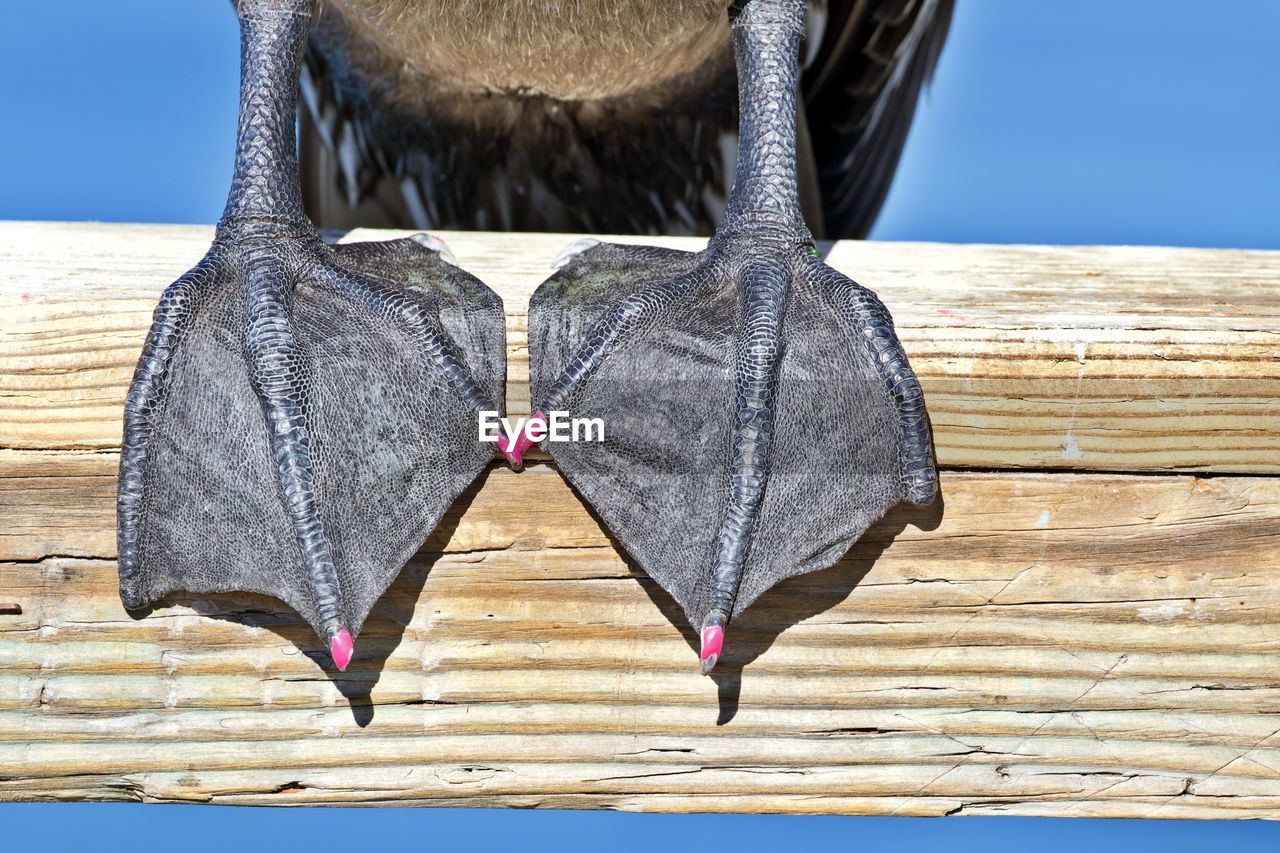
[2,221,1278,472]
[1,221,1279,816]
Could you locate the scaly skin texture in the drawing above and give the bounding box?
[529,0,936,674]
[117,0,506,668]
[119,0,937,678]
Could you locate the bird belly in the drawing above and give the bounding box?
[320,0,733,101]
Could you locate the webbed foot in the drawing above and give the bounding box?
[116,0,505,669]
[118,230,504,669]
[526,0,937,674]
[529,234,933,673]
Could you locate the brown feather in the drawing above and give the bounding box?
[298,0,952,237]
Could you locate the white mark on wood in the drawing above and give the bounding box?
[1035,510,1051,529]
[1060,341,1091,460]
[171,614,199,637]
[1138,600,1189,622]
[320,713,342,738]
[162,650,186,676]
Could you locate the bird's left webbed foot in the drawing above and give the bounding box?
[119,232,506,668]
[527,231,936,674]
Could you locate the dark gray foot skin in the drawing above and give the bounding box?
[116,0,505,670]
[526,0,936,675]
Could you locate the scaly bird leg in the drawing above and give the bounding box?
[528,0,936,675]
[118,0,506,670]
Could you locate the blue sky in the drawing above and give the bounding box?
[3,804,1278,852]
[872,0,1280,248]
[2,0,1278,847]
[3,1,1277,248]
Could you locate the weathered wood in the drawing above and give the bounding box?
[3,221,1279,471]
[1,221,1279,816]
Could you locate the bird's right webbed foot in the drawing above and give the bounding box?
[527,233,934,675]
[524,0,938,675]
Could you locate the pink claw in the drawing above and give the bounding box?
[329,629,354,671]
[700,624,724,676]
[501,412,546,469]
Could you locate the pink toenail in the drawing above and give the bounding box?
[501,411,546,468]
[700,624,724,675]
[329,628,354,671]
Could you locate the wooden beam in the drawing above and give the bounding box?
[3,222,1279,471]
[1,221,1279,816]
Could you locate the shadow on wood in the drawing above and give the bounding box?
[628,491,948,724]
[4,224,1280,816]
[125,467,493,728]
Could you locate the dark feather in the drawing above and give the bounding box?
[803,0,954,237]
[298,0,952,238]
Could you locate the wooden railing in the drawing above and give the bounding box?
[2,221,1278,816]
